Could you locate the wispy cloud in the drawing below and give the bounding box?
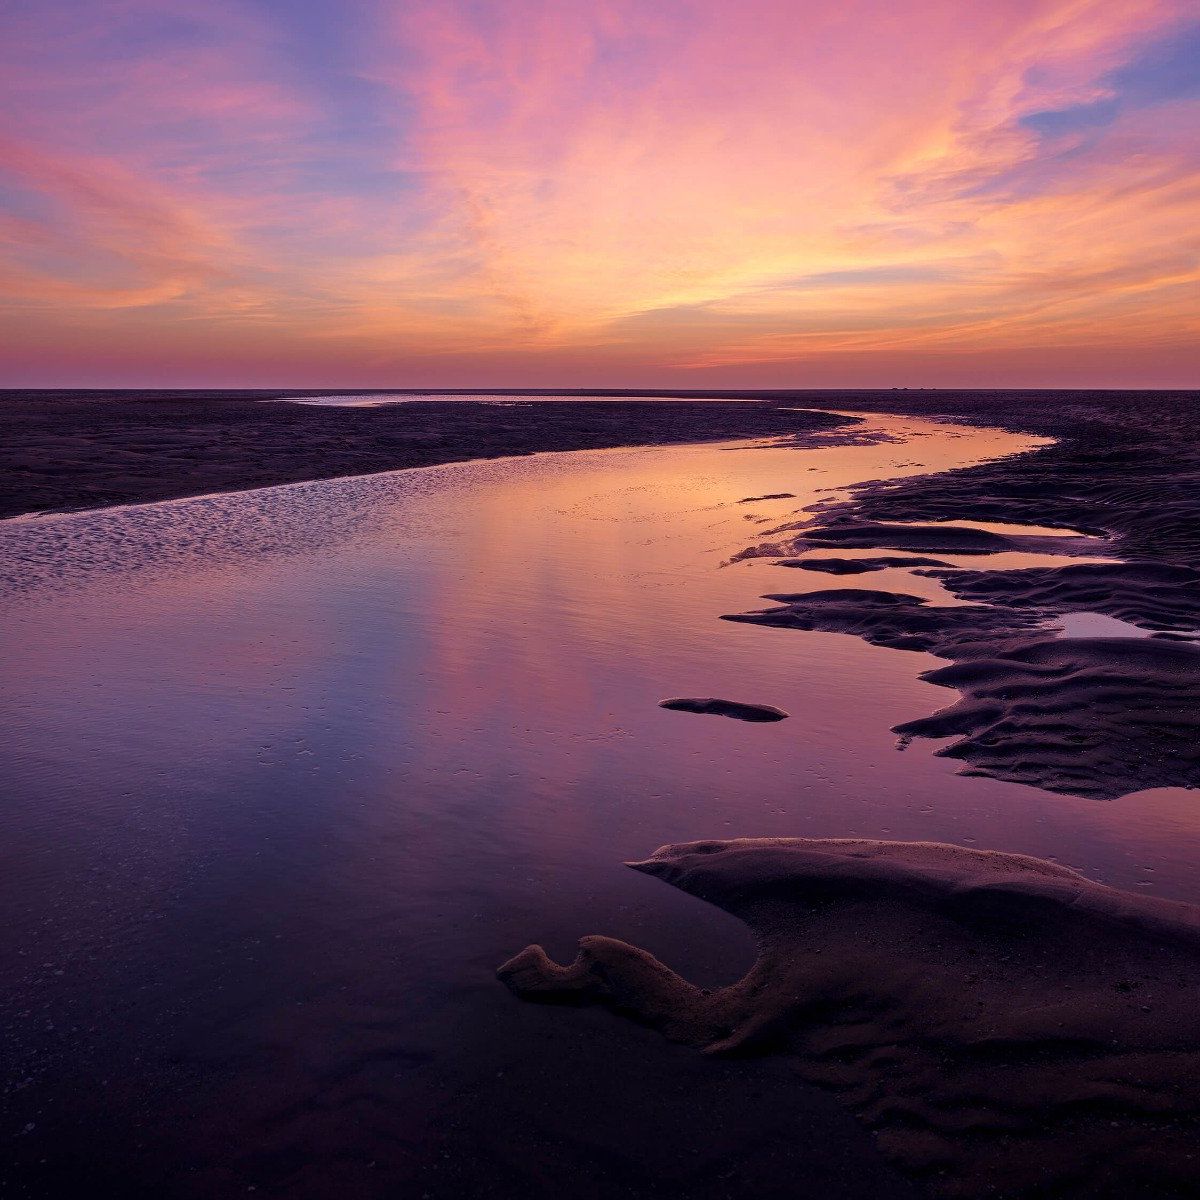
[0,0,1196,386]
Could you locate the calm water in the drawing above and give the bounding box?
[3,412,1196,1197]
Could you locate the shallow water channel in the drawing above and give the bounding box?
[3,411,1196,1196]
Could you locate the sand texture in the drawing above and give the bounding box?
[894,637,1200,799]
[724,589,1047,656]
[721,391,1200,802]
[919,562,1200,636]
[659,698,789,721]
[725,583,1200,798]
[0,391,850,519]
[779,556,953,574]
[500,837,1200,1198]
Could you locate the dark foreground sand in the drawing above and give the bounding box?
[0,390,850,519]
[659,697,789,722]
[779,390,1200,565]
[721,390,1200,801]
[497,394,1200,1195]
[501,838,1200,1198]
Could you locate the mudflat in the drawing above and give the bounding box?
[0,390,850,518]
[501,837,1200,1198]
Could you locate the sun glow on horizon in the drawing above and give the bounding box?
[1,0,1197,388]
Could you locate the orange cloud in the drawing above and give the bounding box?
[0,0,1196,386]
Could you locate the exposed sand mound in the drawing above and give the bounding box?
[723,588,1200,798]
[723,589,1046,657]
[895,637,1200,799]
[780,520,1098,559]
[918,561,1200,636]
[799,521,1014,554]
[778,556,952,574]
[798,391,1200,565]
[719,394,1200,804]
[499,837,1200,1198]
[659,697,788,722]
[727,518,1101,567]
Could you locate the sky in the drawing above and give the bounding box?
[0,0,1197,389]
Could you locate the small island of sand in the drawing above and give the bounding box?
[500,837,1200,1197]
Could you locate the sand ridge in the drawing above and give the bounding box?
[918,561,1200,636]
[659,698,789,722]
[721,393,1200,801]
[500,837,1200,1198]
[724,588,1048,656]
[791,519,1100,557]
[895,636,1200,799]
[724,582,1200,797]
[779,555,953,574]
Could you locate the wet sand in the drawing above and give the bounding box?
[0,390,849,519]
[5,391,1200,1197]
[494,390,1200,1195]
[8,415,1049,1200]
[659,697,789,721]
[501,837,1200,1198]
[785,390,1200,565]
[717,390,1200,801]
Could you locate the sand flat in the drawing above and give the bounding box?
[5,395,1200,1197]
[501,836,1200,1197]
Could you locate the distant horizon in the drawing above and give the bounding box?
[3,383,1197,395]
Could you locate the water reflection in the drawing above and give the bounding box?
[2,412,1197,1196]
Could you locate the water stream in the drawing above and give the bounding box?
[3,410,1196,1194]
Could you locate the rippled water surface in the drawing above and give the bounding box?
[3,412,1196,1196]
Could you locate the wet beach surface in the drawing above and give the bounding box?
[3,398,1200,1197]
[499,836,1200,1197]
[0,391,847,519]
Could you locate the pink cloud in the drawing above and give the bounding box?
[0,0,1196,385]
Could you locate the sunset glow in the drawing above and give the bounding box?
[2,0,1197,387]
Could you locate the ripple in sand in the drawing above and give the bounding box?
[500,837,1200,1198]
